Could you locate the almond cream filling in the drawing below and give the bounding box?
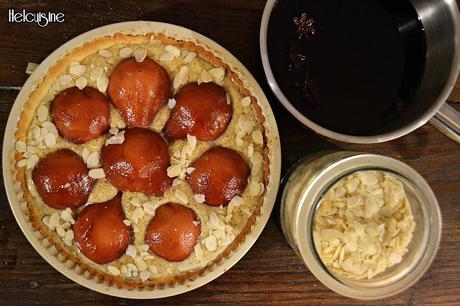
[15,39,265,281]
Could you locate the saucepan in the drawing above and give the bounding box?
[260,0,460,144]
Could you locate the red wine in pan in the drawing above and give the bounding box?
[267,0,426,136]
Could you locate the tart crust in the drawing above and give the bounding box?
[12,33,270,289]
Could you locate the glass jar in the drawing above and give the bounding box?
[280,151,442,299]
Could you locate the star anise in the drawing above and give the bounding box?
[293,13,315,40]
[293,70,321,105]
[289,42,307,71]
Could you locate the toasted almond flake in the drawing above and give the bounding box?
[167,98,176,109]
[123,219,132,226]
[126,245,137,259]
[89,67,103,81]
[143,202,155,215]
[165,45,180,57]
[98,49,112,58]
[119,47,133,58]
[106,132,125,145]
[187,134,197,150]
[44,133,56,148]
[200,70,213,83]
[96,76,109,93]
[173,72,181,90]
[241,96,251,107]
[175,190,188,204]
[179,66,189,84]
[139,271,151,281]
[65,230,74,241]
[33,127,41,140]
[252,130,263,145]
[134,48,148,62]
[247,144,254,157]
[88,168,105,179]
[15,140,27,153]
[60,209,74,224]
[194,244,203,260]
[209,211,220,227]
[149,265,158,274]
[108,265,121,276]
[81,147,90,162]
[69,64,86,76]
[37,105,48,122]
[132,207,145,224]
[135,259,147,272]
[159,52,174,62]
[167,165,182,178]
[17,159,27,168]
[209,67,225,83]
[183,51,196,64]
[194,194,205,203]
[109,127,119,135]
[26,154,39,169]
[42,121,58,135]
[186,167,195,174]
[230,195,244,207]
[75,76,87,89]
[120,265,128,275]
[86,152,100,168]
[205,235,217,252]
[56,226,66,237]
[131,197,141,207]
[26,62,39,75]
[59,74,72,86]
[49,212,60,228]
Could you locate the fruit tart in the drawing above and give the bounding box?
[11,32,270,289]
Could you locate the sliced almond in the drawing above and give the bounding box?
[98,49,113,58]
[119,47,133,58]
[86,152,100,168]
[107,265,121,276]
[187,134,197,150]
[209,67,225,83]
[75,76,87,90]
[44,133,56,148]
[167,98,176,109]
[167,165,182,178]
[15,140,27,153]
[193,194,205,203]
[204,235,217,252]
[139,271,151,281]
[96,76,109,93]
[69,64,86,77]
[59,74,72,86]
[183,52,196,64]
[134,48,148,62]
[165,45,180,57]
[159,52,174,62]
[241,96,251,107]
[88,168,105,179]
[123,219,132,226]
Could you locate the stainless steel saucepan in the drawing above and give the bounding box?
[260,0,460,144]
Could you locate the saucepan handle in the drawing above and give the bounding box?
[429,103,460,144]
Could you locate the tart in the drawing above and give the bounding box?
[11,32,270,289]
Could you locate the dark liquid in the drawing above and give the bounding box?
[267,0,426,135]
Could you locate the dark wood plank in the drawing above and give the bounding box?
[0,1,459,305]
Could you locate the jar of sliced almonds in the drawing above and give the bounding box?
[280,152,442,300]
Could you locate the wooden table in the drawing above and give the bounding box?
[0,1,459,304]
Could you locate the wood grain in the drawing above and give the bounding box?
[0,1,459,305]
